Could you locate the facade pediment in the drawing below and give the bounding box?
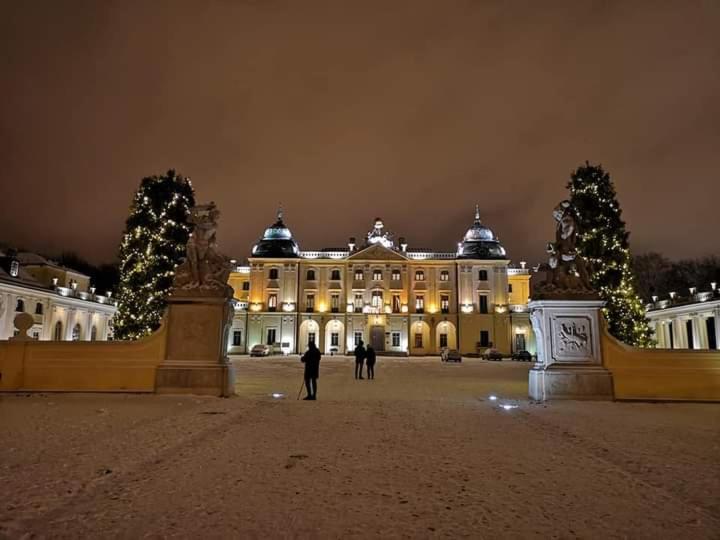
[348,244,408,261]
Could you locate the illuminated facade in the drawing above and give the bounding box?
[227,209,534,356]
[0,250,116,341]
[645,286,720,350]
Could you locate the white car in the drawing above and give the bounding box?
[250,344,271,357]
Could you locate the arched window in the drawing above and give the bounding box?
[9,260,19,277]
[306,269,316,281]
[331,269,341,280]
[269,268,279,280]
[90,326,98,341]
[72,324,82,341]
[15,299,25,312]
[54,321,63,341]
[35,302,43,315]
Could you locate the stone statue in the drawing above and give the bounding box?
[533,200,597,299]
[173,202,232,296]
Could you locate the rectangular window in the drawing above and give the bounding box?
[373,270,383,281]
[268,294,278,312]
[706,317,717,349]
[414,333,423,348]
[515,333,526,351]
[269,268,279,280]
[415,295,424,313]
[354,293,363,313]
[440,333,448,348]
[392,270,401,281]
[306,294,315,312]
[354,270,364,281]
[354,332,363,346]
[242,282,250,291]
[686,320,694,348]
[233,330,243,346]
[479,295,488,314]
[331,269,341,280]
[480,330,490,347]
[266,328,277,345]
[441,295,449,313]
[392,294,401,313]
[415,270,425,281]
[392,332,400,347]
[308,332,316,345]
[508,283,513,293]
[331,332,339,347]
[371,291,383,308]
[32,331,40,340]
[331,294,340,312]
[478,270,488,281]
[440,270,449,282]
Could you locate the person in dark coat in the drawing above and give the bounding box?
[354,340,366,379]
[301,341,321,400]
[366,345,376,380]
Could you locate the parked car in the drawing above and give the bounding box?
[250,344,271,357]
[441,348,462,362]
[481,348,503,361]
[511,350,533,362]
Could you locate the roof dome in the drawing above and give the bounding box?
[251,209,300,258]
[456,206,507,259]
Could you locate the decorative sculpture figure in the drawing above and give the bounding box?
[173,202,232,295]
[534,200,596,299]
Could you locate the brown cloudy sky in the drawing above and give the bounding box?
[1,0,719,264]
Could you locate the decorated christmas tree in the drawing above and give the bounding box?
[567,162,653,347]
[113,170,195,340]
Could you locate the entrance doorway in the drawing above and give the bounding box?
[370,325,385,352]
[515,333,526,352]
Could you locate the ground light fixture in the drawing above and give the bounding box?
[271,393,285,399]
[488,395,498,401]
[501,404,519,410]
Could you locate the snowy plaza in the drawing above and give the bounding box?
[1,356,718,538]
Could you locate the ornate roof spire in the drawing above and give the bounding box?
[474,204,481,223]
[277,204,283,222]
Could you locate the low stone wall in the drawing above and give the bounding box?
[602,329,720,401]
[0,325,167,393]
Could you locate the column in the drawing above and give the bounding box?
[714,309,720,350]
[691,316,703,349]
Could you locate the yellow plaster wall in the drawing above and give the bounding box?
[602,328,720,401]
[508,274,531,306]
[0,324,167,393]
[228,272,250,302]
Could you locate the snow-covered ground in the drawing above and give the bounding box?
[1,356,718,538]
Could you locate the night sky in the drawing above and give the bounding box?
[1,1,719,265]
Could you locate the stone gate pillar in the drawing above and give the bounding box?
[154,201,236,397]
[155,293,235,397]
[528,299,613,400]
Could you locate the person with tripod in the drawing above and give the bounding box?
[301,341,321,400]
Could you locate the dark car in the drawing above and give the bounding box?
[511,350,533,362]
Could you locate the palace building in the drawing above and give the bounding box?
[227,208,534,357]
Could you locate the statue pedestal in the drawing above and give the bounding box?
[528,299,613,401]
[155,295,235,397]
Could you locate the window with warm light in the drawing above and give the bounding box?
[415,270,425,281]
[331,294,340,312]
[392,270,401,281]
[268,294,278,312]
[371,291,383,308]
[373,269,383,281]
[392,294,401,313]
[440,270,449,281]
[354,269,364,281]
[306,294,315,312]
[441,295,450,313]
[415,295,424,313]
[354,293,363,313]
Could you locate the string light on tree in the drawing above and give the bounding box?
[567,162,653,347]
[113,170,195,340]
